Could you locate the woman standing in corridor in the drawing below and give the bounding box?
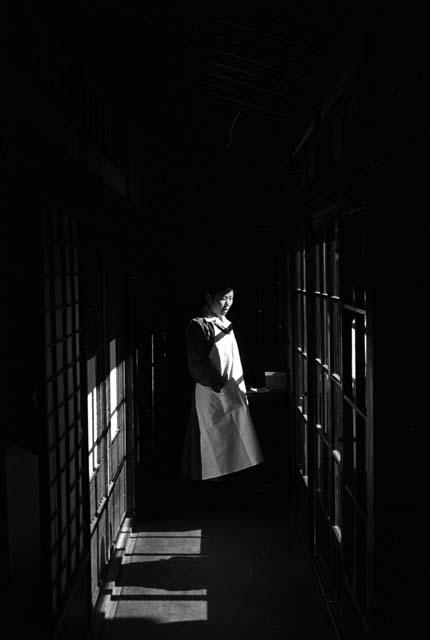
[181,281,263,481]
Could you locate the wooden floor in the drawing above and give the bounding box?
[98,468,338,640]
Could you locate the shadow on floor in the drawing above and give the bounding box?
[99,467,337,640]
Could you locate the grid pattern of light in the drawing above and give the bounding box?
[42,209,87,617]
[87,269,128,606]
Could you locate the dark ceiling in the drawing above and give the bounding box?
[10,1,372,222]
[72,2,367,158]
[11,2,422,273]
[12,3,414,171]
[185,5,363,124]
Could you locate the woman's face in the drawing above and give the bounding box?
[207,289,234,317]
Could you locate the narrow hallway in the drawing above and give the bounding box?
[98,472,337,639]
[3,5,424,639]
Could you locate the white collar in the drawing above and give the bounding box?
[203,314,231,327]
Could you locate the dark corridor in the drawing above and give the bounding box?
[99,472,336,640]
[1,3,426,639]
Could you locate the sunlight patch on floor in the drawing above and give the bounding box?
[129,530,202,556]
[112,529,208,623]
[114,600,208,624]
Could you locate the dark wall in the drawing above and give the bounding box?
[368,152,425,634]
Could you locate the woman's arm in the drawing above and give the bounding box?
[186,320,225,391]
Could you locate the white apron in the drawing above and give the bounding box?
[195,317,263,480]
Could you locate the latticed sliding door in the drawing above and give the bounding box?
[295,246,309,483]
[291,244,310,536]
[287,209,373,630]
[311,223,343,606]
[85,249,130,605]
[43,210,134,624]
[42,208,90,625]
[310,210,372,626]
[340,210,372,624]
[104,267,128,571]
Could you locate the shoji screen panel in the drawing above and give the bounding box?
[309,209,372,627]
[86,257,130,605]
[105,267,128,547]
[107,335,127,552]
[294,246,309,486]
[290,242,311,542]
[311,224,343,607]
[340,210,371,622]
[83,246,107,604]
[42,209,89,622]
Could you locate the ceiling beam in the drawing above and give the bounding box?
[207,60,304,94]
[212,34,304,64]
[206,71,298,105]
[200,45,313,81]
[213,18,326,53]
[204,90,290,122]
